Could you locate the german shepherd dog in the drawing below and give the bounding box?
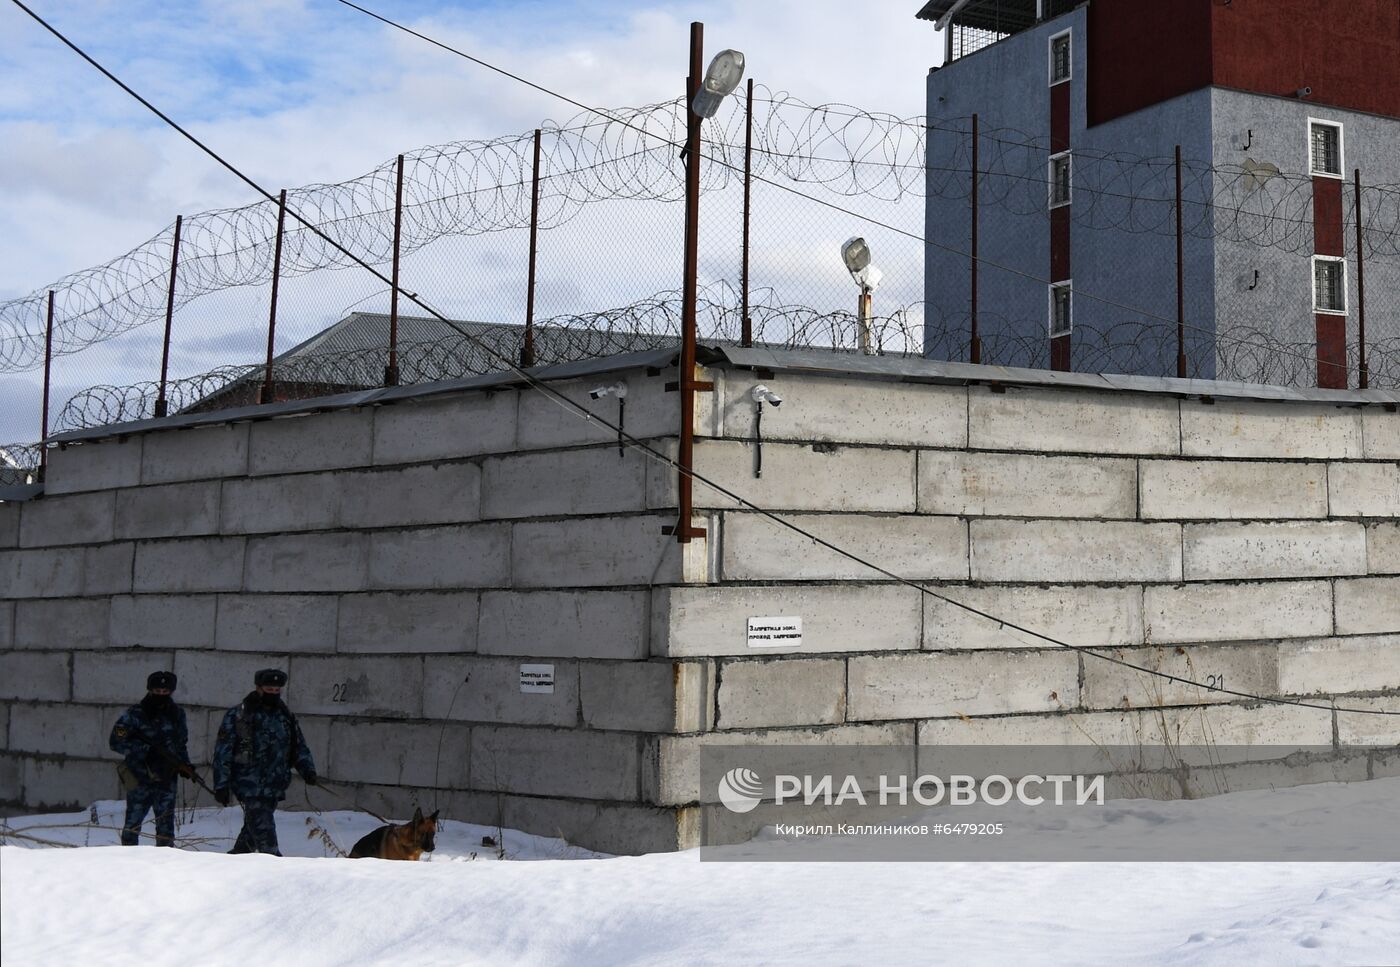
[349,807,439,861]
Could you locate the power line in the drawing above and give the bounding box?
[13,0,1397,720]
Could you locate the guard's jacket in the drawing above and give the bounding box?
[213,692,316,801]
[108,698,191,788]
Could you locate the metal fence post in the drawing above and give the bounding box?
[386,154,404,387]
[1354,168,1367,390]
[260,189,287,405]
[154,214,182,418]
[523,129,542,368]
[40,290,54,473]
[741,77,754,348]
[970,112,981,364]
[1175,145,1187,379]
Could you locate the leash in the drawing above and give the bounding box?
[309,779,392,825]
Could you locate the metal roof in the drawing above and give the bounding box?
[915,0,1040,32]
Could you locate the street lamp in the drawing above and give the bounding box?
[842,236,883,355]
[691,49,746,118]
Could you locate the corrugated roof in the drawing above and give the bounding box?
[915,0,1040,31]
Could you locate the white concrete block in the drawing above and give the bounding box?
[15,598,109,649]
[8,703,108,758]
[481,448,647,519]
[721,512,967,581]
[512,515,686,588]
[924,584,1143,650]
[1363,408,1400,459]
[215,594,339,652]
[479,590,648,660]
[1336,697,1400,746]
[141,424,249,484]
[1278,635,1400,696]
[848,650,1077,720]
[1144,580,1332,643]
[244,533,369,592]
[220,473,341,534]
[368,523,511,590]
[1140,460,1327,520]
[654,584,921,657]
[652,723,913,805]
[0,600,11,649]
[115,482,221,539]
[1334,577,1400,635]
[421,656,579,727]
[1368,522,1400,574]
[44,438,142,495]
[1182,521,1368,580]
[372,390,517,465]
[969,385,1180,455]
[19,492,115,547]
[0,548,83,598]
[719,374,967,448]
[919,450,1136,519]
[21,756,120,808]
[717,658,846,729]
[82,542,133,596]
[337,591,477,653]
[172,651,290,707]
[517,375,676,450]
[326,720,471,788]
[472,726,643,801]
[0,651,71,701]
[970,519,1182,583]
[341,463,482,528]
[1181,399,1363,459]
[110,595,217,649]
[288,655,423,718]
[1081,643,1278,709]
[249,409,374,475]
[0,503,21,549]
[1329,462,1400,517]
[73,651,175,704]
[654,440,916,513]
[580,661,715,733]
[133,538,246,593]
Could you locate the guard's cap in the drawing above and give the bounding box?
[147,671,177,691]
[253,668,288,687]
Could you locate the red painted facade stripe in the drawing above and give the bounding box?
[1315,315,1347,389]
[1051,84,1071,153]
[1050,334,1072,371]
[1312,177,1344,257]
[1050,207,1071,281]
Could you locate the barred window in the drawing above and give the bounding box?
[1050,33,1071,84]
[1313,258,1345,313]
[1310,122,1341,176]
[1050,152,1072,207]
[1050,284,1072,335]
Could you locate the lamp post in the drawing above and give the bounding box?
[671,25,745,545]
[842,236,883,355]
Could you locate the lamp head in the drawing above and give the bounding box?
[691,49,746,119]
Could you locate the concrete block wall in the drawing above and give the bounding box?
[641,367,1400,840]
[3,357,1398,853]
[1,373,709,853]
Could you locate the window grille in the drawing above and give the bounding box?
[1310,123,1341,176]
[1050,33,1071,83]
[1313,258,1345,313]
[1050,284,1072,335]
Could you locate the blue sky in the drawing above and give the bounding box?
[0,0,939,443]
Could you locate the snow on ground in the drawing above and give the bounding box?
[3,780,1399,966]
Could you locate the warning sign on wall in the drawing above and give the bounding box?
[519,664,556,694]
[747,616,803,649]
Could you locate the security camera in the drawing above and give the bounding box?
[751,385,782,407]
[1295,86,1312,98]
[589,382,628,400]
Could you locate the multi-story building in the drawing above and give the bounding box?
[917,0,1400,387]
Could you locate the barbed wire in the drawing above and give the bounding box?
[4,86,1399,372]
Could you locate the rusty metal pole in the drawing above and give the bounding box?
[1175,145,1187,379]
[741,77,754,348]
[674,21,705,544]
[386,155,404,386]
[40,290,54,473]
[154,214,183,418]
[970,113,981,364]
[260,189,287,405]
[1354,168,1367,390]
[523,129,542,368]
